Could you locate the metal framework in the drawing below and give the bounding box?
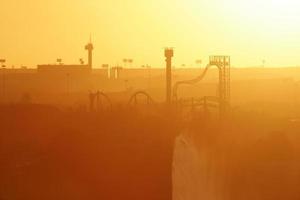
[209,56,230,103]
[128,91,155,107]
[89,91,113,112]
[173,55,231,117]
[165,48,174,104]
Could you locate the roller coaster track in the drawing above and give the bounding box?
[173,64,217,101]
[127,91,155,106]
[179,96,228,109]
[173,56,231,118]
[89,91,113,111]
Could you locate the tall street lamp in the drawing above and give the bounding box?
[0,59,6,103]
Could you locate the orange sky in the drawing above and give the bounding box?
[1,0,300,68]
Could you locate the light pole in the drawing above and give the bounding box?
[196,59,202,68]
[262,59,266,68]
[146,65,151,89]
[128,59,133,68]
[79,58,84,65]
[102,64,109,79]
[57,58,62,65]
[123,59,128,68]
[0,59,6,103]
[124,79,129,91]
[66,73,70,97]
[123,59,131,80]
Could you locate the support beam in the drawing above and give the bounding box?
[165,48,174,105]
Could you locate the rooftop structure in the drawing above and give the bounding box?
[38,41,93,74]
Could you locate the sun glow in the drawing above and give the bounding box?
[224,0,300,29]
[182,0,300,29]
[175,0,300,66]
[2,0,300,67]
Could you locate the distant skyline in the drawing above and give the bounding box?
[1,0,300,68]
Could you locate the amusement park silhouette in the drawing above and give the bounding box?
[1,0,300,199]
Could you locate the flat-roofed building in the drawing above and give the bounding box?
[37,42,93,75]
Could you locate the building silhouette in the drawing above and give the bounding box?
[37,41,93,74]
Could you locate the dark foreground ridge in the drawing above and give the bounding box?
[1,104,300,200]
[0,104,179,200]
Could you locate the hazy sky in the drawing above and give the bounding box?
[1,0,300,68]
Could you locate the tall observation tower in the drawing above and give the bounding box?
[85,38,94,69]
[165,48,174,104]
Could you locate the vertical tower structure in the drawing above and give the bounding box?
[165,48,174,104]
[85,40,94,69]
[209,56,231,116]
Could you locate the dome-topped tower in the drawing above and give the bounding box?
[85,38,94,69]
